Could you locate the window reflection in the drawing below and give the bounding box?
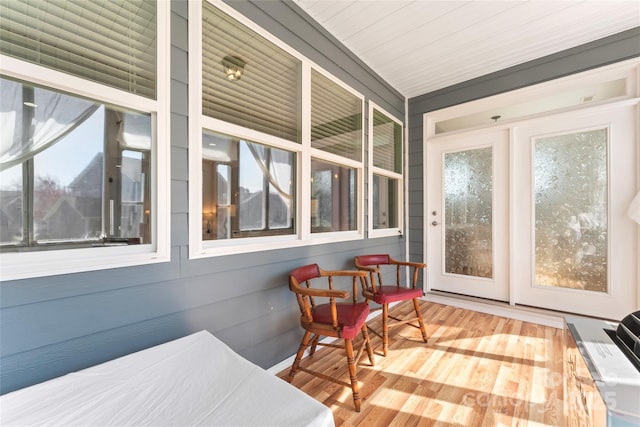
[202,131,295,240]
[0,77,151,249]
[372,175,398,229]
[311,159,357,233]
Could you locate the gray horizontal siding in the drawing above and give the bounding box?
[0,0,406,395]
[407,26,640,268]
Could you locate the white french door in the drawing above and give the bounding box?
[426,105,638,320]
[512,106,637,319]
[426,130,510,302]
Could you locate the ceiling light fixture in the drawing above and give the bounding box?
[221,55,246,81]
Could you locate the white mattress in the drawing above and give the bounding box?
[0,331,335,427]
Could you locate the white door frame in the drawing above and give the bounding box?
[425,129,510,302]
[421,59,640,320]
[511,105,637,320]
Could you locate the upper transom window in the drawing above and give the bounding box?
[202,1,302,143]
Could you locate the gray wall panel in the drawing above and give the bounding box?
[0,1,407,395]
[172,181,188,215]
[171,113,188,149]
[171,215,189,247]
[171,11,189,51]
[0,249,182,309]
[170,79,188,115]
[171,0,188,19]
[1,310,205,393]
[171,147,188,181]
[171,46,189,84]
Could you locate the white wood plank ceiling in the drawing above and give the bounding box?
[293,0,640,98]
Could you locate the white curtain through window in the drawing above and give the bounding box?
[0,79,99,171]
[246,142,293,200]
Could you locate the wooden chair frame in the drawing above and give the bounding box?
[354,254,428,356]
[287,264,374,412]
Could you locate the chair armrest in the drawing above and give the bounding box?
[293,286,350,300]
[320,269,368,278]
[353,256,381,273]
[354,264,379,273]
[389,257,426,269]
[388,256,426,289]
[318,269,366,303]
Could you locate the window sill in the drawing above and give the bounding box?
[190,231,364,259]
[0,245,169,281]
[368,228,403,239]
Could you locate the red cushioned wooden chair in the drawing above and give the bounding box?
[287,264,375,412]
[354,254,428,356]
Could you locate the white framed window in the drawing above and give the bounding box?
[189,1,364,258]
[201,129,297,242]
[368,103,404,237]
[309,69,364,240]
[0,1,171,280]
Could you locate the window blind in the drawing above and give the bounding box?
[372,109,402,173]
[202,3,301,143]
[311,69,362,161]
[0,0,156,99]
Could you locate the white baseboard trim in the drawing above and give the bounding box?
[423,291,565,329]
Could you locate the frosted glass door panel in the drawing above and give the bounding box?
[444,147,493,278]
[534,129,608,292]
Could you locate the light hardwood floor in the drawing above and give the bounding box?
[278,301,565,426]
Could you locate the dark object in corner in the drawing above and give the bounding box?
[610,310,640,371]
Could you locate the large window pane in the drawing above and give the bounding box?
[534,129,608,292]
[372,175,398,229]
[32,109,104,242]
[202,131,295,240]
[0,78,152,250]
[444,147,493,278]
[119,149,149,241]
[311,70,362,161]
[202,3,302,142]
[311,158,357,233]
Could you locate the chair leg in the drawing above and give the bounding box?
[344,338,361,412]
[361,324,375,366]
[288,330,312,383]
[381,303,389,356]
[413,298,428,343]
[309,334,320,355]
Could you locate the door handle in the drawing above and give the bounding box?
[432,221,439,226]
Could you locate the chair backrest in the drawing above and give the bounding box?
[355,254,426,290]
[354,254,390,267]
[290,263,321,285]
[354,254,392,292]
[289,264,320,321]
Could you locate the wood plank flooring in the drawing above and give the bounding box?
[277,301,564,426]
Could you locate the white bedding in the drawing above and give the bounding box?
[0,331,334,427]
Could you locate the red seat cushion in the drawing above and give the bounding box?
[312,302,370,339]
[368,285,423,304]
